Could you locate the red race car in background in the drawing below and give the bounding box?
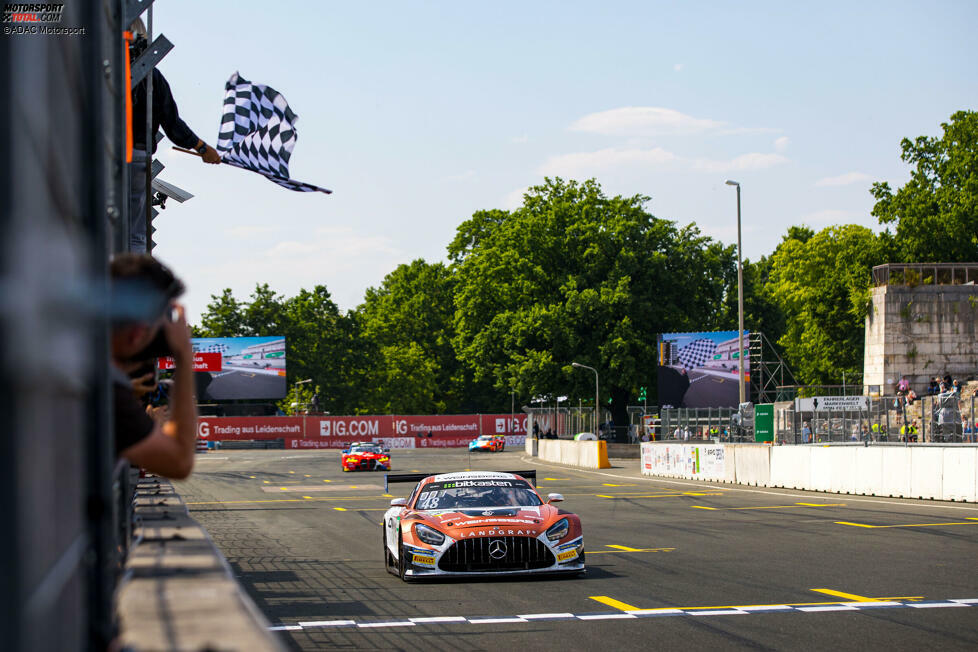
[468,434,505,452]
[341,442,391,472]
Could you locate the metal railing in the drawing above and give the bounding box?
[777,393,977,444]
[872,262,978,287]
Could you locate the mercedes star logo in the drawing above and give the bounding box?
[488,539,508,560]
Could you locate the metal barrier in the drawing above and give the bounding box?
[658,407,746,441]
[777,393,976,444]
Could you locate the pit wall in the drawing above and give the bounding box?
[640,442,978,502]
[537,440,612,469]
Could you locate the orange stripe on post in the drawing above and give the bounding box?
[123,31,133,162]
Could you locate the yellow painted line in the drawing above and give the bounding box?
[589,596,641,611]
[811,589,875,602]
[303,496,313,500]
[249,476,256,479]
[796,503,845,509]
[263,480,270,484]
[684,492,711,496]
[350,486,358,489]
[836,520,978,529]
[304,474,312,478]
[279,487,289,491]
[543,477,570,481]
[323,479,331,483]
[410,469,420,472]
[588,547,675,555]
[383,494,393,498]
[606,545,643,552]
[595,494,615,498]
[691,506,717,510]
[602,483,636,487]
[334,507,347,511]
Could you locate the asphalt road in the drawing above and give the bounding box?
[202,370,286,400]
[179,448,978,651]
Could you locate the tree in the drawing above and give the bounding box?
[198,289,246,337]
[449,177,735,429]
[871,110,978,262]
[766,225,884,385]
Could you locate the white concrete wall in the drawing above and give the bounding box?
[537,439,610,469]
[640,442,977,502]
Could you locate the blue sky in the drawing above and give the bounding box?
[147,1,978,324]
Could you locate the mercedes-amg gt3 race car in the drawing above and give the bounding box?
[382,470,585,580]
[341,442,391,472]
[468,434,505,452]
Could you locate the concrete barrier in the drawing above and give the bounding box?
[910,447,945,500]
[942,448,978,502]
[731,444,771,486]
[770,446,810,490]
[538,439,611,469]
[643,442,976,502]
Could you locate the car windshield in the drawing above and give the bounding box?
[350,445,382,454]
[477,436,491,441]
[415,478,541,510]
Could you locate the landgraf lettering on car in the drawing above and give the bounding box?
[458,529,535,537]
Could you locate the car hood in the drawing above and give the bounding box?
[408,504,562,538]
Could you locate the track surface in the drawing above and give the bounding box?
[180,449,978,650]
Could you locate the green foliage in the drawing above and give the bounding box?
[767,224,884,384]
[871,110,978,262]
[277,381,315,415]
[449,177,734,423]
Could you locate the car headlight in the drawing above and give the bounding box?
[380,456,389,461]
[546,518,569,542]
[415,523,445,546]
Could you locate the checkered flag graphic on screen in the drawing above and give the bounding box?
[216,72,331,194]
[676,339,717,370]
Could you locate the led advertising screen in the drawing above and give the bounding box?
[657,330,749,408]
[161,336,287,401]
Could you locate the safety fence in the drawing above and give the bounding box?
[778,393,977,444]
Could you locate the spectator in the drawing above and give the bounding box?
[896,376,909,396]
[927,378,939,395]
[951,379,962,396]
[802,421,812,443]
[127,18,220,252]
[111,254,197,479]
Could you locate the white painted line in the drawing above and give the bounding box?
[357,621,417,628]
[687,609,748,616]
[737,605,795,612]
[907,602,970,609]
[269,625,302,631]
[518,613,576,620]
[950,599,978,604]
[409,616,469,623]
[796,605,859,612]
[468,617,528,624]
[577,613,637,620]
[849,601,902,608]
[627,609,684,616]
[298,620,355,627]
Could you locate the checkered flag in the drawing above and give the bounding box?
[216,72,331,194]
[676,339,717,370]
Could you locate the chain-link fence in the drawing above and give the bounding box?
[777,393,977,444]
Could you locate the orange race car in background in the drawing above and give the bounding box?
[341,441,391,472]
[382,470,585,580]
[468,434,505,452]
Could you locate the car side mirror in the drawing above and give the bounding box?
[342,449,349,454]
[384,448,390,453]
[547,493,564,503]
[390,498,408,507]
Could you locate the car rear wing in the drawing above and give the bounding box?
[384,470,537,493]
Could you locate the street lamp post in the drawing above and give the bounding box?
[725,180,745,405]
[572,362,599,438]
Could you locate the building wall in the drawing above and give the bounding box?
[864,284,978,393]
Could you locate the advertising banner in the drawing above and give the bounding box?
[158,351,223,372]
[197,414,529,447]
[658,330,750,408]
[185,336,287,401]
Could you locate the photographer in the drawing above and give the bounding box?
[111,254,197,479]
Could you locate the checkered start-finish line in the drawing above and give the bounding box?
[270,598,978,631]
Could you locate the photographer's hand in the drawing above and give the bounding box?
[131,370,157,398]
[161,302,197,477]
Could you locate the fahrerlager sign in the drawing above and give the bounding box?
[794,396,869,412]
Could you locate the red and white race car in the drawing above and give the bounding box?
[341,442,391,472]
[468,434,505,452]
[382,470,585,580]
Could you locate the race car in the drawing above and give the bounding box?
[468,434,505,452]
[341,442,391,472]
[382,470,585,580]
